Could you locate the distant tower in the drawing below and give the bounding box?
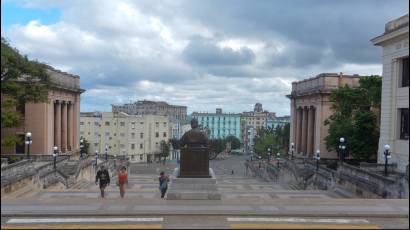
[254,103,263,112]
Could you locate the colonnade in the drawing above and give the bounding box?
[54,100,75,153]
[294,106,316,156]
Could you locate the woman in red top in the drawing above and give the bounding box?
[117,166,128,198]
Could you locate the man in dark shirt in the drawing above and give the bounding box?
[95,165,110,198]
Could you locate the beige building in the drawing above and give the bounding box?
[80,112,170,163]
[1,66,84,156]
[241,103,274,151]
[371,14,409,172]
[288,73,361,159]
[112,100,187,121]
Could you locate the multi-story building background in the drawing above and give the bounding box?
[80,112,170,163]
[371,14,409,173]
[267,116,291,129]
[1,66,84,156]
[241,103,272,152]
[192,108,241,141]
[111,100,187,121]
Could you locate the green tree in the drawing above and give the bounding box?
[160,140,170,163]
[80,137,90,155]
[324,76,381,161]
[1,37,50,148]
[225,135,241,150]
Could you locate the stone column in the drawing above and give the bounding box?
[296,107,302,154]
[67,102,73,151]
[307,106,315,157]
[61,101,67,153]
[301,107,308,155]
[54,101,61,150]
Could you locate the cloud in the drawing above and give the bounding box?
[182,37,255,66]
[2,0,406,116]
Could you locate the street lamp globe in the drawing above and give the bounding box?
[53,146,58,151]
[26,132,32,138]
[339,137,345,143]
[316,150,320,159]
[384,144,390,151]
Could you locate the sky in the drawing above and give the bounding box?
[1,0,408,116]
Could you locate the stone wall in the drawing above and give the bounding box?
[246,157,408,198]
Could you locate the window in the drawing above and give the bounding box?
[163,122,167,127]
[156,132,159,138]
[120,144,125,148]
[131,144,135,149]
[80,122,84,125]
[94,143,98,147]
[105,121,110,126]
[131,122,135,129]
[105,132,110,136]
[163,132,167,137]
[140,133,144,138]
[401,57,409,87]
[140,143,143,149]
[94,122,99,126]
[120,122,125,126]
[120,133,125,137]
[140,122,144,125]
[156,122,159,128]
[114,133,116,136]
[400,108,409,140]
[131,133,135,138]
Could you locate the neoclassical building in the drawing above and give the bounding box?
[1,66,84,156]
[287,73,361,159]
[371,14,409,172]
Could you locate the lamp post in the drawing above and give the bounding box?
[25,132,32,159]
[384,144,391,176]
[291,143,294,160]
[105,145,108,161]
[114,154,117,170]
[338,137,346,163]
[53,146,58,171]
[80,138,84,159]
[315,150,320,171]
[267,147,271,163]
[95,150,98,167]
[276,152,280,168]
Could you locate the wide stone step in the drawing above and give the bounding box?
[167,190,222,200]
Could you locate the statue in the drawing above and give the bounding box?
[180,118,208,148]
[178,118,210,178]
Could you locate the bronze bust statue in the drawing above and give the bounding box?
[180,118,208,148]
[178,118,210,178]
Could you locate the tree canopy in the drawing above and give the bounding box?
[1,37,50,147]
[324,76,381,161]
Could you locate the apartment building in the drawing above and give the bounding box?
[80,112,170,163]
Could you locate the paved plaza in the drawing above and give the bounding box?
[1,155,409,229]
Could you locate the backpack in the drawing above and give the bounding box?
[159,178,168,190]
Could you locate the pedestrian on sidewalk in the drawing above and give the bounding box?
[117,166,128,198]
[95,165,110,198]
[158,171,169,199]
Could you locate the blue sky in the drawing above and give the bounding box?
[1,1,60,29]
[1,0,408,115]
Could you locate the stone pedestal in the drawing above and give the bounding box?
[166,168,221,200]
[179,147,210,178]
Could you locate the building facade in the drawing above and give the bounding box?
[267,116,291,129]
[112,100,187,121]
[371,14,409,172]
[1,66,84,156]
[80,112,170,163]
[192,109,241,141]
[240,103,272,152]
[287,73,361,159]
